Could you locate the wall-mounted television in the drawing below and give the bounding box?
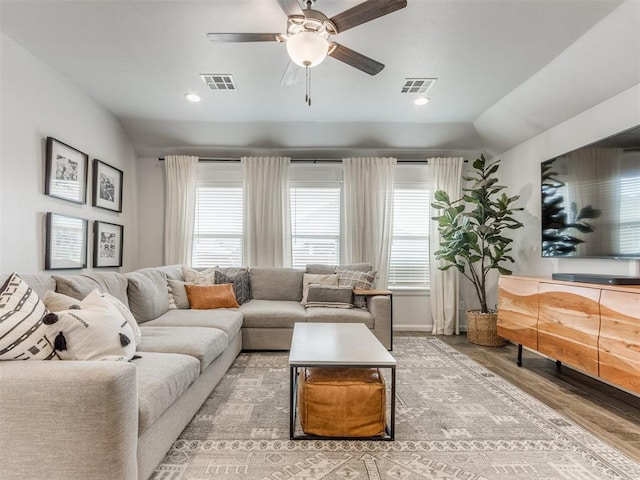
[541,125,640,259]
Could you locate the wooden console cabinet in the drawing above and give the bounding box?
[497,275,640,395]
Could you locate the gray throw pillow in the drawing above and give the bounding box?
[167,279,192,309]
[306,285,353,307]
[214,270,251,304]
[336,269,376,308]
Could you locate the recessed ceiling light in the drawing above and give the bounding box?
[414,97,430,106]
[185,93,201,102]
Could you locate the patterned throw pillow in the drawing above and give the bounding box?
[214,270,251,305]
[0,273,57,360]
[43,290,142,347]
[182,266,217,285]
[185,284,240,309]
[336,269,376,308]
[42,289,136,361]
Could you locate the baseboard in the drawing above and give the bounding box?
[393,324,431,332]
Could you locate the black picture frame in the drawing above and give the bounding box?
[45,212,88,270]
[92,159,123,212]
[45,137,88,204]
[93,221,124,268]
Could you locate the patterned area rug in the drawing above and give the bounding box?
[151,336,640,479]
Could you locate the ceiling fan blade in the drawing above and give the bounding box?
[207,33,285,42]
[328,43,384,75]
[329,0,407,33]
[275,0,303,17]
[280,60,303,86]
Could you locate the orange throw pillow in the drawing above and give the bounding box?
[184,284,239,309]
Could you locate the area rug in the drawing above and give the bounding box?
[151,336,640,479]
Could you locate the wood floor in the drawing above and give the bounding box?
[396,332,640,463]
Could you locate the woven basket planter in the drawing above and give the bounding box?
[466,311,506,347]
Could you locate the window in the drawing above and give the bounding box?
[192,183,243,267]
[290,185,341,268]
[388,184,430,288]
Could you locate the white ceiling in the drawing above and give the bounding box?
[1,0,635,158]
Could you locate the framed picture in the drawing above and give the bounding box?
[45,212,88,270]
[92,159,123,212]
[93,221,123,268]
[45,137,88,204]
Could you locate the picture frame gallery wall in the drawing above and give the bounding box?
[43,136,124,269]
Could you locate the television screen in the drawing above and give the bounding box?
[541,125,640,259]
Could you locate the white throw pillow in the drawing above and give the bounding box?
[0,273,57,360]
[43,290,142,347]
[42,289,136,361]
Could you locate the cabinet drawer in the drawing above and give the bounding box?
[538,283,600,376]
[497,277,539,349]
[599,290,640,394]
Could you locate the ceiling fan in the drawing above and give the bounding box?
[207,0,407,103]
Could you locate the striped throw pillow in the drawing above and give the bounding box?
[0,273,57,360]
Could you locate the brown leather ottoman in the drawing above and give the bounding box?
[297,367,386,437]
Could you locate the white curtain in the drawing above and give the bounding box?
[429,157,464,335]
[164,155,199,265]
[342,157,396,288]
[242,156,291,267]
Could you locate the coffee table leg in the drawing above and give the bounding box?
[390,366,396,440]
[290,366,296,439]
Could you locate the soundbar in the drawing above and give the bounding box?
[552,273,640,285]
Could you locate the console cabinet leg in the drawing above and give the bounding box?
[517,344,523,367]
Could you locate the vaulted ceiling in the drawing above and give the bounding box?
[1,0,636,158]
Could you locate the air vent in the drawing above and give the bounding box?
[200,74,237,91]
[401,78,436,94]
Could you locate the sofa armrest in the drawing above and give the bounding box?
[0,361,138,480]
[367,295,392,350]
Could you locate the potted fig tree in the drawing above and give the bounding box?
[431,154,523,346]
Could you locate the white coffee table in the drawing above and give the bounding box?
[288,322,397,440]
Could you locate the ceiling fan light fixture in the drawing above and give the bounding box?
[286,31,328,67]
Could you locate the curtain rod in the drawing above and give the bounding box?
[157,157,467,164]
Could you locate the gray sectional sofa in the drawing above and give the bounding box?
[0,263,391,480]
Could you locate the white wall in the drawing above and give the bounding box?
[0,34,139,273]
[496,84,640,289]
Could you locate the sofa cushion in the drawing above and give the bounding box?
[138,326,229,373]
[250,267,304,301]
[43,290,142,347]
[154,264,185,280]
[214,269,251,304]
[53,272,129,307]
[301,273,338,305]
[132,352,200,434]
[143,309,243,340]
[185,284,239,309]
[125,268,170,323]
[0,273,57,360]
[0,273,56,299]
[42,289,137,362]
[305,305,374,328]
[239,299,306,328]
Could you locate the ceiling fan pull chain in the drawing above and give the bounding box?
[304,62,311,106]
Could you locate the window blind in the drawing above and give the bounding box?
[389,186,430,287]
[290,186,341,268]
[192,184,243,267]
